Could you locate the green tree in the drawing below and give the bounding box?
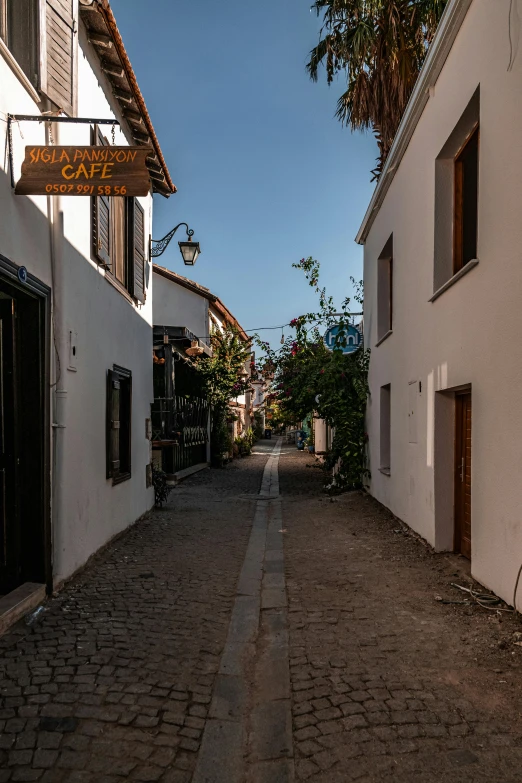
[307,0,447,175]
[194,324,252,465]
[257,258,369,490]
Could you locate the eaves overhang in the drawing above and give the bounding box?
[153,325,212,357]
[355,0,473,245]
[79,0,176,197]
[152,264,250,342]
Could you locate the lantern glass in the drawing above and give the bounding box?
[178,240,200,266]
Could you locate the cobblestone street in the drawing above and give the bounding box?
[2,439,522,782]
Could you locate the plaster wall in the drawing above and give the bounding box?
[363,0,522,606]
[0,21,155,584]
[153,272,209,340]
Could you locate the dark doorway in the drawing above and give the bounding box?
[455,392,472,559]
[0,259,50,594]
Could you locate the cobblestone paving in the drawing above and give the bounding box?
[279,446,522,782]
[0,452,269,783]
[4,442,522,782]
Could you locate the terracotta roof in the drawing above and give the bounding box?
[80,0,176,196]
[153,264,249,341]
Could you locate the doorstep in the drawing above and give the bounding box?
[0,582,46,636]
[166,462,210,485]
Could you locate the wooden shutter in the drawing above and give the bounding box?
[92,127,111,267]
[130,199,146,303]
[40,0,77,116]
[106,370,120,479]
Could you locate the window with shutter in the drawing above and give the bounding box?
[92,127,111,268]
[40,0,77,116]
[0,0,39,86]
[106,365,132,484]
[129,199,146,303]
[92,132,148,303]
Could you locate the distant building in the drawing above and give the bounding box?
[152,265,252,471]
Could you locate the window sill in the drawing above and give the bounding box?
[375,330,393,347]
[429,259,479,303]
[112,472,131,486]
[103,270,136,306]
[379,467,391,476]
[0,38,41,105]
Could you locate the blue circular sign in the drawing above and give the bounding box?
[324,323,362,354]
[17,266,28,284]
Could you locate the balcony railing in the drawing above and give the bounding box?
[151,395,208,445]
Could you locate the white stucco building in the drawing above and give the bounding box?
[152,265,253,467]
[0,0,175,606]
[359,0,522,606]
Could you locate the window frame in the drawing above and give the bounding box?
[0,0,39,90]
[453,124,479,275]
[106,364,132,486]
[376,235,393,345]
[379,383,391,475]
[92,126,147,304]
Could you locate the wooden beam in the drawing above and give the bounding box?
[146,161,162,174]
[149,171,166,183]
[113,87,133,104]
[101,60,124,78]
[88,32,113,48]
[152,180,172,196]
[123,109,144,126]
[133,130,150,144]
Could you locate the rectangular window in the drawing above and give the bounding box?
[377,235,393,343]
[0,0,39,86]
[92,128,146,303]
[434,89,480,292]
[454,126,479,273]
[380,384,391,473]
[106,365,132,485]
[408,381,418,444]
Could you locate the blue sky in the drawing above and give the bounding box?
[111,0,377,345]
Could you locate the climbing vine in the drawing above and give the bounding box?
[258,258,369,490]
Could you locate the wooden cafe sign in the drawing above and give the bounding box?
[15,146,151,197]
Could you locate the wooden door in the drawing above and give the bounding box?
[455,393,472,559]
[0,298,19,591]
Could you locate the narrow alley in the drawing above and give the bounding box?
[1,439,522,783]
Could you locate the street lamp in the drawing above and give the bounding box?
[151,223,201,266]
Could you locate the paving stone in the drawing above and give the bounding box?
[280,446,522,783]
[295,759,319,780]
[4,442,522,783]
[32,750,59,769]
[294,726,320,742]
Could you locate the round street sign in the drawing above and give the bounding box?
[324,323,362,355]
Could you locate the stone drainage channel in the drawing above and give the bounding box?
[193,438,294,783]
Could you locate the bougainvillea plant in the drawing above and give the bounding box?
[256,257,370,490]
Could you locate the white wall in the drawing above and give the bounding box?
[153,272,209,340]
[0,19,155,584]
[363,0,522,606]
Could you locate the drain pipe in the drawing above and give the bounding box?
[48,120,67,595]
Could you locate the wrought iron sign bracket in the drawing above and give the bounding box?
[7,114,121,190]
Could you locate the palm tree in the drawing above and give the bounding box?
[307,0,448,177]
